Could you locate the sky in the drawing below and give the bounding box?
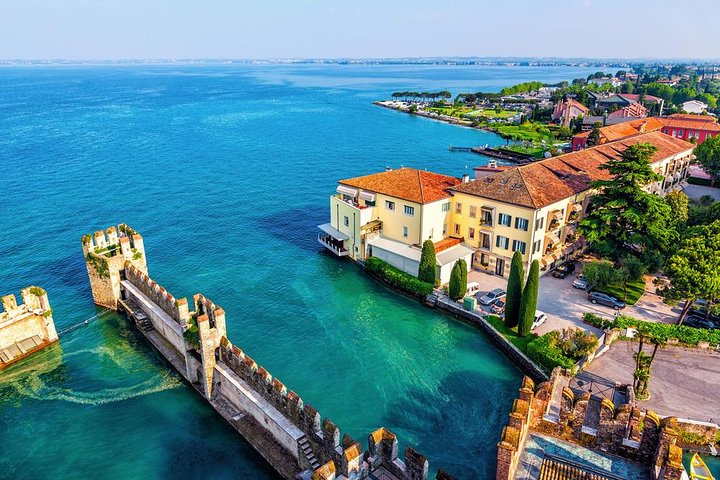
[1,0,719,60]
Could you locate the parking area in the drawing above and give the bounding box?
[584,340,720,422]
[467,264,682,337]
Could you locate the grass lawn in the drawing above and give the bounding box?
[485,314,536,352]
[598,278,646,305]
[492,123,554,143]
[501,144,546,158]
[465,108,517,119]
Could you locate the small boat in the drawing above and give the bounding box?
[690,453,715,480]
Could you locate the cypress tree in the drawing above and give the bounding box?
[518,260,540,336]
[418,239,437,284]
[458,259,468,297]
[504,251,524,328]
[448,261,466,300]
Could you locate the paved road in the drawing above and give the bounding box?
[585,341,720,423]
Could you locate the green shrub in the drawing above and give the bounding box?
[551,328,598,359]
[582,312,720,346]
[365,257,434,298]
[448,261,466,300]
[526,334,576,371]
[678,430,712,446]
[518,260,540,336]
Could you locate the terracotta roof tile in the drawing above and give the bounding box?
[660,114,720,132]
[452,131,693,209]
[339,167,460,204]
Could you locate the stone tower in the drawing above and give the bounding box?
[0,286,58,369]
[186,294,227,399]
[81,224,147,309]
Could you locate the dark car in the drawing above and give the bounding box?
[587,291,626,310]
[685,315,719,330]
[552,262,576,279]
[490,298,506,315]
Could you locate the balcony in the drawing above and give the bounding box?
[318,234,349,257]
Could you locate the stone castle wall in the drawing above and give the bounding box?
[82,225,147,309]
[497,369,687,480]
[0,286,58,369]
[82,224,451,480]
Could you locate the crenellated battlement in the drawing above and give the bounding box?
[82,223,449,480]
[0,286,58,370]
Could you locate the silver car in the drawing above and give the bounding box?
[478,288,506,305]
[573,274,589,290]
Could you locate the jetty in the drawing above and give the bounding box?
[81,224,455,480]
[449,145,536,164]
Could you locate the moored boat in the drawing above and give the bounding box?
[690,453,715,480]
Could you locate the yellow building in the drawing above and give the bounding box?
[448,131,694,277]
[317,167,475,284]
[320,131,694,282]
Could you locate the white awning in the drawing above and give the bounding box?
[436,244,476,266]
[317,223,349,241]
[359,191,376,202]
[571,203,583,213]
[545,231,560,245]
[336,185,358,197]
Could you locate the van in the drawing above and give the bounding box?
[466,282,481,296]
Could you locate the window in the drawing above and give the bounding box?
[512,240,527,254]
[365,200,376,207]
[495,235,509,249]
[469,206,477,218]
[455,203,462,214]
[385,200,395,211]
[533,239,542,254]
[468,227,475,240]
[343,216,349,227]
[480,232,492,250]
[404,205,415,216]
[498,213,512,227]
[454,224,460,235]
[403,226,408,238]
[481,209,493,227]
[535,217,545,230]
[515,217,529,231]
[442,223,447,235]
[442,202,450,212]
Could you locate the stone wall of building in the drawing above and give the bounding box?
[0,286,58,369]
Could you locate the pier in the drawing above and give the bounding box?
[449,145,536,164]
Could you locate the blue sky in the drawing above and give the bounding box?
[1,0,718,60]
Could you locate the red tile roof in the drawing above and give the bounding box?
[619,93,663,104]
[339,167,461,204]
[434,237,462,253]
[608,102,648,118]
[574,117,665,142]
[660,114,720,132]
[451,132,693,209]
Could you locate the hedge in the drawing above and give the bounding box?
[365,257,434,298]
[526,334,576,371]
[687,176,715,187]
[582,312,720,346]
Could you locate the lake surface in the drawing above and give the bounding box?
[0,63,601,479]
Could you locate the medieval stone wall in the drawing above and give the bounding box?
[0,287,58,369]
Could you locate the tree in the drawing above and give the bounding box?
[617,256,646,300]
[578,143,674,259]
[695,135,720,185]
[518,260,540,336]
[663,220,720,323]
[582,260,619,291]
[664,190,689,225]
[505,251,525,328]
[586,122,602,146]
[418,240,437,284]
[448,260,467,300]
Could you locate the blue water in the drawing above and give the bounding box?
[0,63,600,479]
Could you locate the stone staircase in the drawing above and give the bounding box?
[133,313,154,332]
[298,435,320,470]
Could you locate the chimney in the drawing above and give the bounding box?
[462,174,470,183]
[488,160,497,169]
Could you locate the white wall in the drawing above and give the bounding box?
[371,246,420,277]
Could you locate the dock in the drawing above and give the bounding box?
[449,145,537,164]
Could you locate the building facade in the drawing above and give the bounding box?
[660,114,720,145]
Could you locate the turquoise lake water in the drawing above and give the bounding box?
[0,63,618,479]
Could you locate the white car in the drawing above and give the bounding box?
[531,311,547,330]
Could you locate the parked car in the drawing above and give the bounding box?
[490,298,506,315]
[684,315,719,330]
[573,274,589,290]
[689,299,720,322]
[552,262,576,279]
[478,288,506,306]
[587,291,626,310]
[531,311,548,330]
[466,282,481,296]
